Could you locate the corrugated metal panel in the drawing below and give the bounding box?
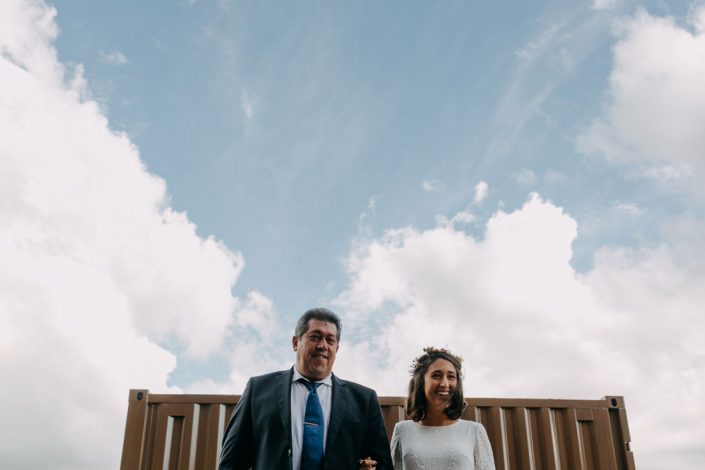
[121,391,635,470]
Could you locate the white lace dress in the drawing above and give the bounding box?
[390,420,495,470]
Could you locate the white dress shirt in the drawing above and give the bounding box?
[291,367,333,470]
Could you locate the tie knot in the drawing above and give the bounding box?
[299,379,322,393]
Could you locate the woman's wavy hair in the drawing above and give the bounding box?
[405,347,466,422]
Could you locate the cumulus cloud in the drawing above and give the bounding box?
[0,1,247,468]
[333,194,705,469]
[189,291,292,394]
[578,6,705,192]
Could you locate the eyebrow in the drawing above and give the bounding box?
[309,331,336,338]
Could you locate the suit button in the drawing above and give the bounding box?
[288,449,292,457]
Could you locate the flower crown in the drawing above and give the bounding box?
[409,346,463,375]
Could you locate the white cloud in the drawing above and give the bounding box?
[543,169,565,183]
[592,0,622,11]
[232,291,278,340]
[473,180,489,204]
[188,293,291,394]
[241,88,256,122]
[357,194,381,233]
[334,193,705,469]
[515,24,560,64]
[492,5,609,163]
[367,194,380,211]
[436,211,475,228]
[0,1,249,468]
[641,164,686,181]
[612,202,641,215]
[421,179,444,192]
[689,2,705,33]
[98,50,128,65]
[578,7,705,191]
[512,168,537,185]
[512,168,566,187]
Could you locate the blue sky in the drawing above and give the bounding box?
[2,0,704,469]
[53,0,691,305]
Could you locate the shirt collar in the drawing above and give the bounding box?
[293,366,333,387]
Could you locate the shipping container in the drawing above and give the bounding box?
[121,389,635,470]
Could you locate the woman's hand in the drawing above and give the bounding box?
[359,456,377,469]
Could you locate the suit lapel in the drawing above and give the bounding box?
[325,373,347,456]
[276,367,294,448]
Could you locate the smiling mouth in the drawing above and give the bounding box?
[312,353,328,360]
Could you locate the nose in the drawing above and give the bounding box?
[441,376,449,387]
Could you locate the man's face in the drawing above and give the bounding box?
[293,319,339,381]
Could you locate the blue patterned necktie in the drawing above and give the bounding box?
[300,380,324,470]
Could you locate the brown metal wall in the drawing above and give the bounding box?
[121,390,635,470]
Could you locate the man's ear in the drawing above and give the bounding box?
[292,335,299,351]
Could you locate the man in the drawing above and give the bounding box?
[218,308,393,470]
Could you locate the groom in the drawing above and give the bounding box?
[218,307,393,470]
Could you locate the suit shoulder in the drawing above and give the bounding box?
[336,377,377,397]
[249,369,289,384]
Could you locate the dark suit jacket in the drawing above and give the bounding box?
[218,367,393,470]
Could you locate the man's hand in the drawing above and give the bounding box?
[359,456,377,469]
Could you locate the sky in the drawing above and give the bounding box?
[1,0,704,468]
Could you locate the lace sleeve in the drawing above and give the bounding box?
[390,423,404,470]
[473,423,496,470]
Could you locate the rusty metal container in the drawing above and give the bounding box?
[121,389,634,469]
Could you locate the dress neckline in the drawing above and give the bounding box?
[415,419,461,428]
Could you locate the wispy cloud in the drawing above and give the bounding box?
[512,168,537,185]
[98,50,128,65]
[591,0,622,11]
[485,5,608,164]
[422,179,444,192]
[512,168,565,186]
[241,88,256,123]
[357,194,382,233]
[690,2,705,33]
[612,202,641,215]
[515,24,560,64]
[641,164,686,181]
[473,180,489,204]
[436,210,475,228]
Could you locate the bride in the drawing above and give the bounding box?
[390,347,495,470]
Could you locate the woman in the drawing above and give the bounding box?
[390,347,495,470]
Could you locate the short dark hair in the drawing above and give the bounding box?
[405,348,465,422]
[295,308,342,341]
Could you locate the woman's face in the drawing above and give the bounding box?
[423,358,458,412]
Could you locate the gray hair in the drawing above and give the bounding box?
[295,308,342,341]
